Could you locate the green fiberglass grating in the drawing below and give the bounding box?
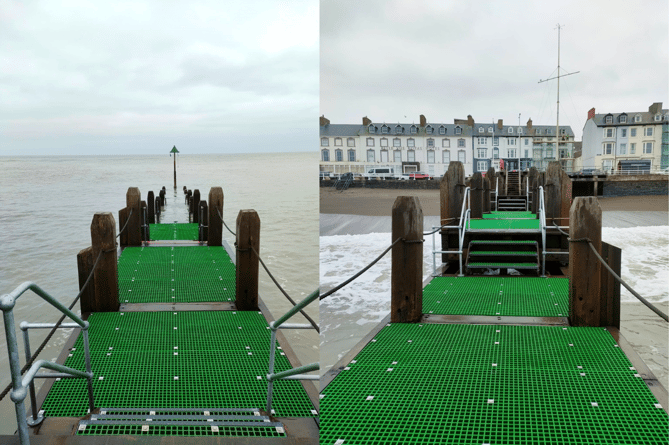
[469,218,540,230]
[423,276,568,317]
[149,223,199,241]
[41,312,315,419]
[78,424,286,437]
[483,211,535,219]
[321,324,668,445]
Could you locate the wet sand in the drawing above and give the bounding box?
[320,187,669,216]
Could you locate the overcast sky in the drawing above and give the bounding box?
[0,0,318,155]
[321,0,668,140]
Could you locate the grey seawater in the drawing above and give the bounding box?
[0,153,318,434]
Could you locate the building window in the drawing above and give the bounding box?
[619,144,627,155]
[427,150,435,164]
[619,115,627,123]
[410,126,417,134]
[493,148,499,159]
[605,115,613,124]
[621,129,627,138]
[605,128,614,138]
[644,142,653,154]
[477,160,487,171]
[524,138,529,145]
[458,150,466,163]
[321,138,329,146]
[455,126,462,135]
[630,128,637,137]
[655,114,661,121]
[645,127,653,136]
[347,137,355,147]
[382,126,389,134]
[380,138,388,147]
[603,159,613,171]
[477,148,487,158]
[439,126,446,135]
[544,149,551,158]
[393,150,401,162]
[369,125,376,134]
[380,149,389,163]
[478,127,484,133]
[367,138,375,147]
[427,138,435,148]
[426,126,433,134]
[630,143,636,154]
[634,114,641,123]
[395,126,402,134]
[477,137,487,145]
[335,149,343,161]
[443,151,450,164]
[348,149,356,162]
[407,138,415,148]
[508,138,516,145]
[367,149,375,162]
[508,127,513,134]
[442,139,450,148]
[536,129,542,135]
[603,143,613,155]
[493,137,499,146]
[524,149,529,158]
[393,138,401,147]
[458,139,465,148]
[407,150,415,162]
[509,149,516,158]
[518,128,523,134]
[322,149,330,161]
[488,127,493,133]
[334,137,342,146]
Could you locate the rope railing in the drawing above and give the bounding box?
[553,223,668,323]
[250,247,319,333]
[217,208,236,237]
[116,208,133,238]
[0,247,108,402]
[320,237,403,301]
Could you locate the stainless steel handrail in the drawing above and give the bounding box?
[538,186,547,277]
[1,282,95,445]
[266,289,319,414]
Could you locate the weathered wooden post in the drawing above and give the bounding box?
[154,197,161,222]
[77,247,96,313]
[140,200,148,242]
[90,212,119,312]
[440,162,465,264]
[159,189,165,207]
[568,197,602,327]
[147,191,155,224]
[118,207,129,247]
[391,196,423,323]
[186,190,192,206]
[208,187,224,246]
[483,174,491,214]
[126,187,141,246]
[236,210,260,311]
[470,172,483,219]
[192,189,201,224]
[599,242,622,328]
[199,201,208,242]
[528,167,538,215]
[545,161,571,227]
[486,167,496,211]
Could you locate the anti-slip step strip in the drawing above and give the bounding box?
[470,251,537,256]
[41,312,315,420]
[149,223,199,241]
[468,262,538,269]
[320,324,668,445]
[470,240,536,245]
[117,246,235,303]
[468,219,540,230]
[423,277,567,316]
[483,212,534,219]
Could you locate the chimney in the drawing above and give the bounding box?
[320,115,330,126]
[649,102,662,114]
[419,115,427,127]
[362,116,371,126]
[467,115,474,127]
[497,119,503,130]
[587,108,595,120]
[526,118,533,130]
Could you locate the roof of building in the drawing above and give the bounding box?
[592,109,669,127]
[320,122,573,137]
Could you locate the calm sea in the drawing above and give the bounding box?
[0,153,318,434]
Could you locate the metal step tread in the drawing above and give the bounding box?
[467,262,539,269]
[469,240,537,244]
[469,251,538,256]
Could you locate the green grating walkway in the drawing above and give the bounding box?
[150,223,199,241]
[118,246,235,303]
[321,324,669,445]
[423,277,568,317]
[41,312,315,421]
[469,218,540,230]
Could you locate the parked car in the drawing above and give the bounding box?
[398,173,412,180]
[409,172,431,180]
[365,167,396,179]
[319,171,333,179]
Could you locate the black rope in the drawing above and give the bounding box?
[320,237,404,301]
[0,249,106,402]
[554,223,669,323]
[217,208,236,236]
[250,246,319,333]
[116,208,133,238]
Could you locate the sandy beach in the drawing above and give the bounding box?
[320,187,669,216]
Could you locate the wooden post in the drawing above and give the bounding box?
[236,210,260,311]
[199,200,208,242]
[599,242,622,329]
[118,207,129,247]
[154,197,161,222]
[486,167,496,211]
[528,167,538,215]
[159,189,165,207]
[147,191,155,224]
[483,174,491,214]
[545,161,571,227]
[77,247,95,314]
[440,162,465,264]
[126,187,141,246]
[140,200,147,242]
[391,196,423,323]
[192,189,201,224]
[186,190,192,206]
[183,186,187,194]
[568,197,602,327]
[90,212,119,312]
[470,172,483,219]
[208,187,224,246]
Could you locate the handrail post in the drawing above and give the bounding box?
[236,210,260,311]
[2,308,30,443]
[440,162,465,267]
[391,196,423,323]
[21,328,40,426]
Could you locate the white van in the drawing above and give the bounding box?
[365,167,396,179]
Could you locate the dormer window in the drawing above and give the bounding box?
[478,127,484,133]
[382,125,389,134]
[455,126,462,135]
[634,114,641,123]
[655,114,662,121]
[488,127,493,133]
[369,125,376,134]
[426,125,433,134]
[395,125,403,134]
[560,129,567,135]
[508,127,514,134]
[439,126,446,135]
[518,128,523,134]
[605,114,613,124]
[619,114,627,123]
[536,129,542,135]
[410,125,417,134]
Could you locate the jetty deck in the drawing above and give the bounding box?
[16,191,318,442]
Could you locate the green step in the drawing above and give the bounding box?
[470,251,537,256]
[469,240,536,244]
[467,262,539,269]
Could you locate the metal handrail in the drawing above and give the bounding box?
[1,282,94,445]
[266,289,319,414]
[430,187,470,277]
[495,177,499,211]
[538,186,547,276]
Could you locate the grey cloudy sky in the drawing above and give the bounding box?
[321,0,668,140]
[0,0,318,155]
